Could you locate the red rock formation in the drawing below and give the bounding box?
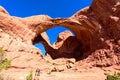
[0,0,120,80]
[53,31,73,49]
[0,0,119,72]
[51,31,83,60]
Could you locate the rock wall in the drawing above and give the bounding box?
[0,28,44,69]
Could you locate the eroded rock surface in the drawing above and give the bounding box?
[0,0,120,80]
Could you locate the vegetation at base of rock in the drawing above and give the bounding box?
[107,72,120,80]
[26,71,33,80]
[0,58,11,70]
[0,47,11,70]
[47,71,52,75]
[0,47,5,57]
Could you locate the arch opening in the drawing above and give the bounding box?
[34,43,46,56]
[33,26,75,56]
[46,26,75,44]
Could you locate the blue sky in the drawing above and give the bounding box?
[0,0,93,55]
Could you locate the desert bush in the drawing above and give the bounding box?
[0,47,5,59]
[26,71,33,80]
[47,71,52,75]
[107,72,120,80]
[0,47,11,71]
[0,58,11,70]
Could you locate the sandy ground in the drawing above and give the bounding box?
[0,72,106,80]
[0,65,119,80]
[0,67,107,80]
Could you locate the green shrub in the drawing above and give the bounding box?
[47,71,52,75]
[0,58,11,70]
[0,48,5,56]
[107,72,120,80]
[26,71,33,80]
[0,48,11,70]
[0,47,5,59]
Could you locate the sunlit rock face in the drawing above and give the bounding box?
[0,0,120,67]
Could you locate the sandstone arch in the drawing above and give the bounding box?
[30,17,97,60]
[32,31,83,60]
[0,6,100,60]
[0,6,94,52]
[31,18,94,52]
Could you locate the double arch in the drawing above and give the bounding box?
[32,17,93,60]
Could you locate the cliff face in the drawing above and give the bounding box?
[0,28,44,69]
[0,0,120,78]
